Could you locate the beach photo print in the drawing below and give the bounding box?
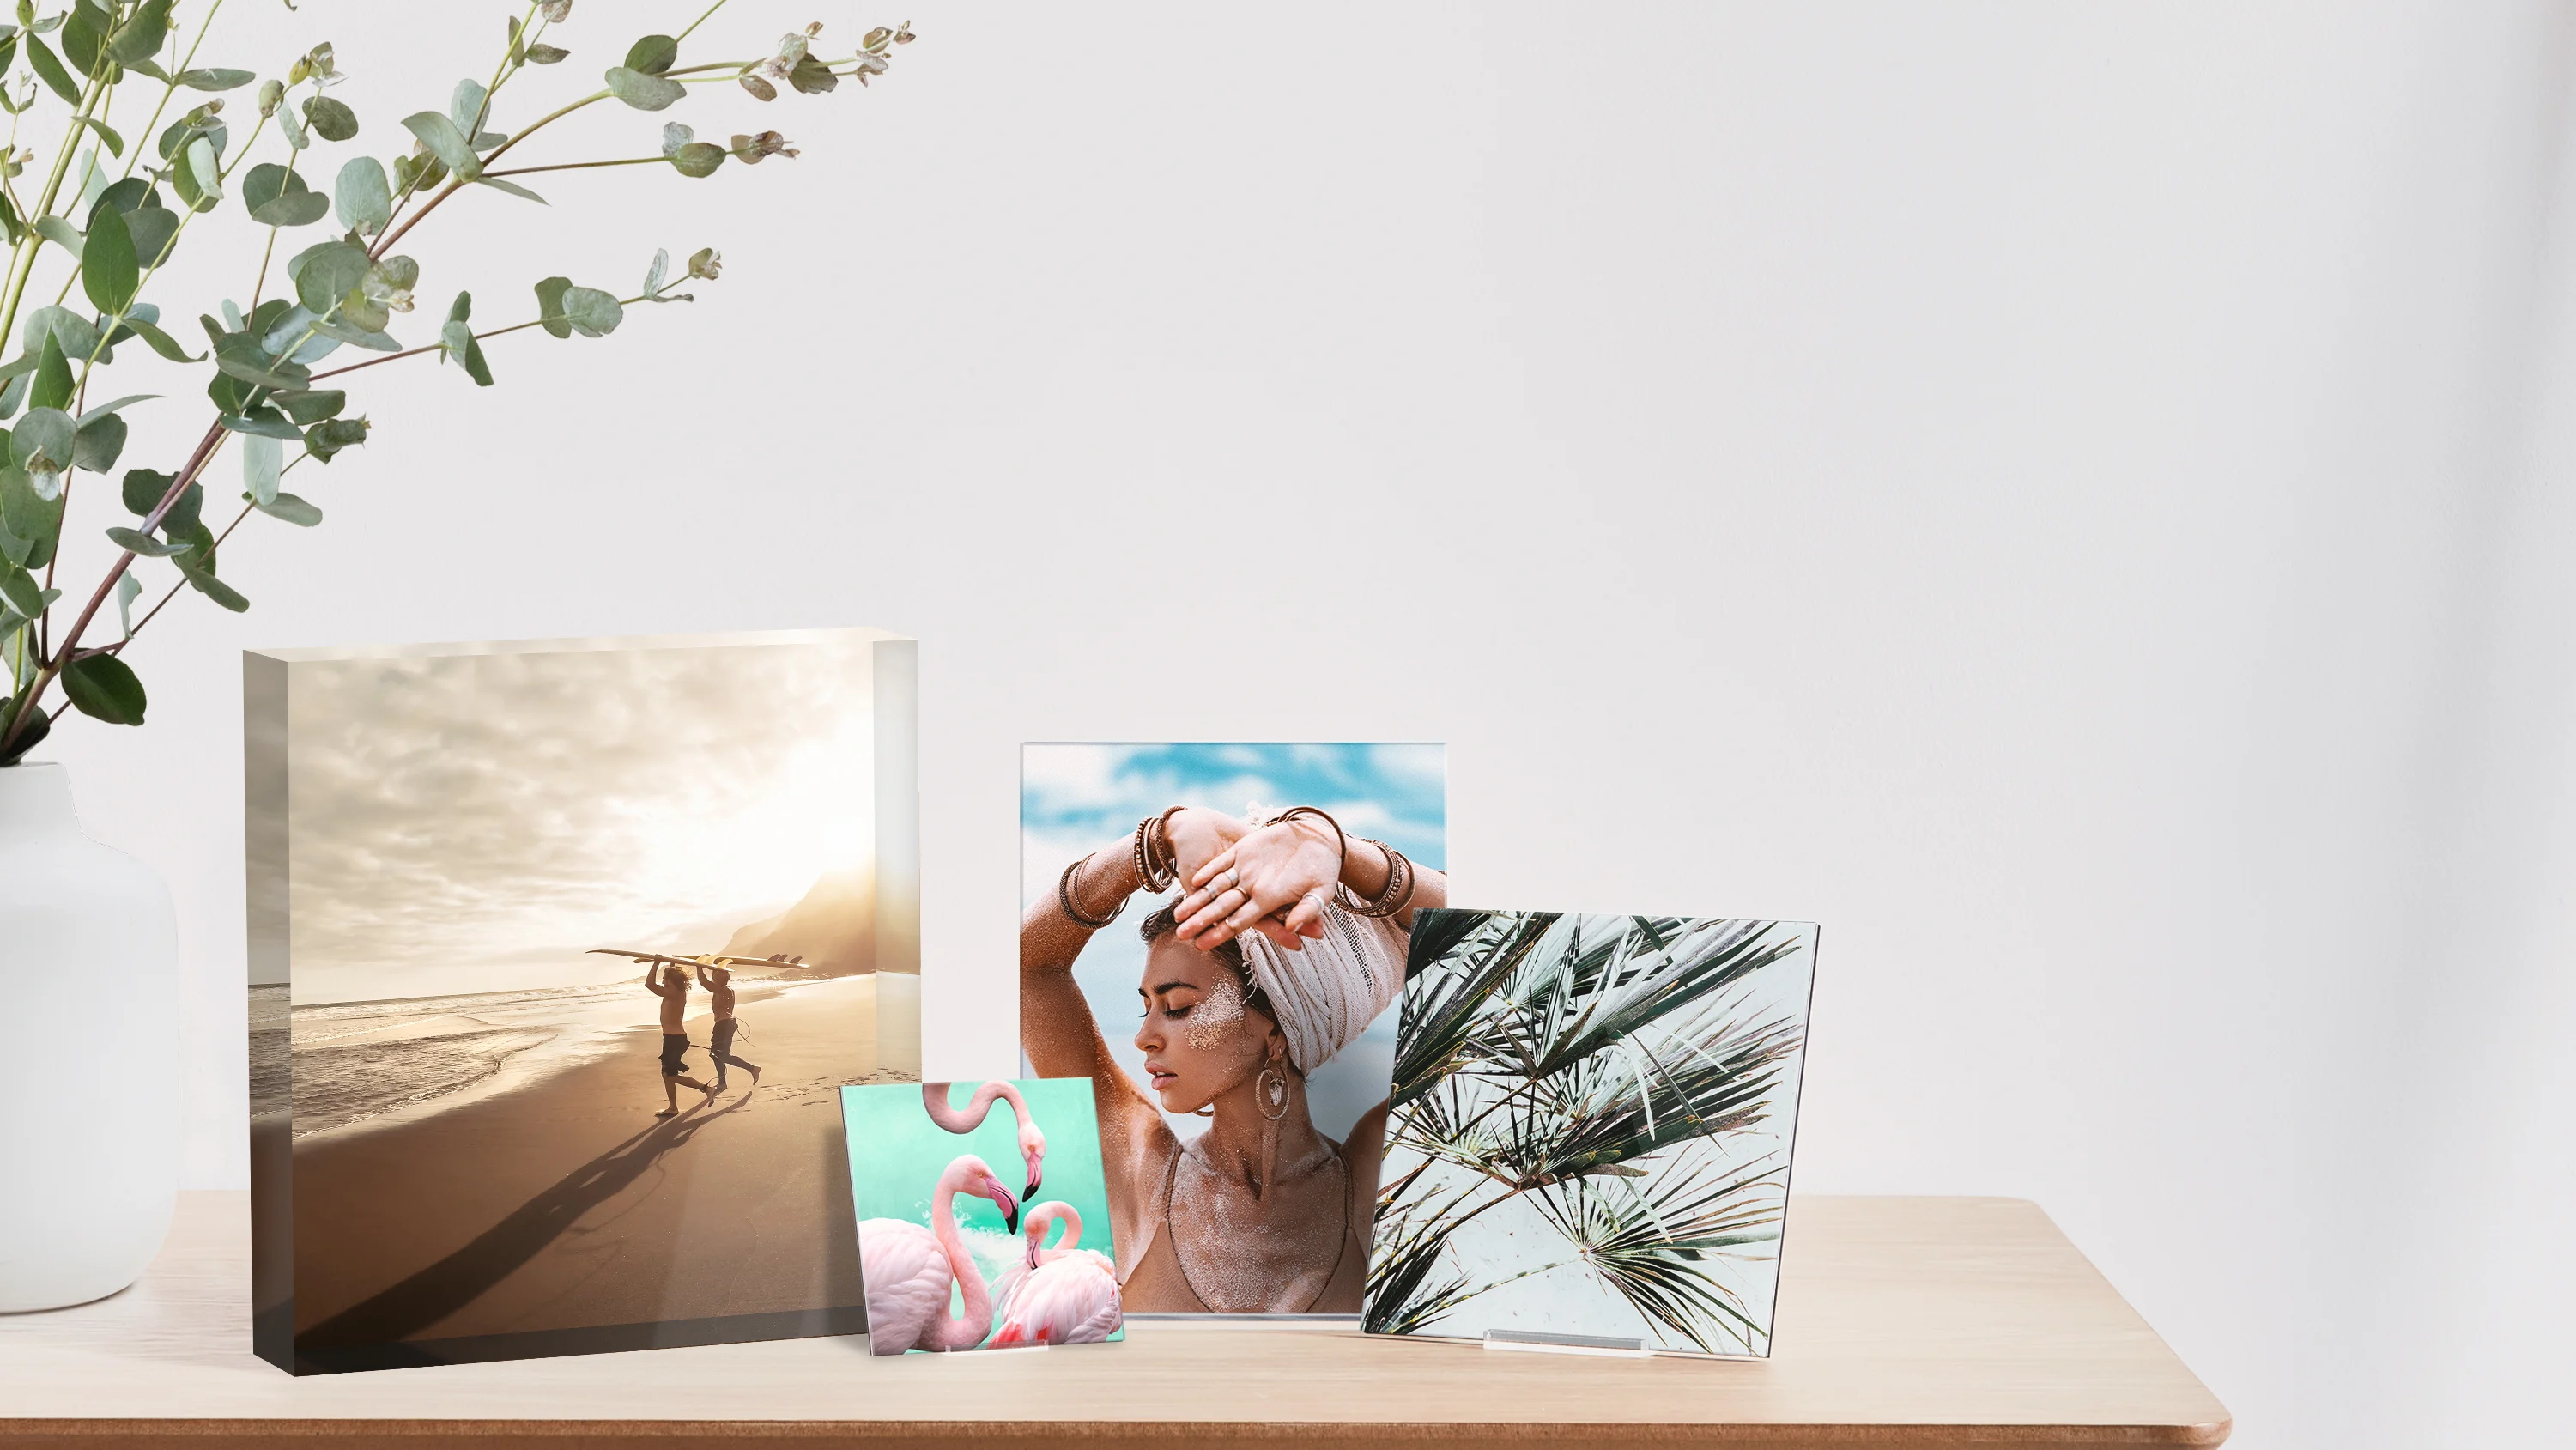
[1366,911,1818,1357]
[843,1079,1121,1352]
[245,628,921,1374]
[1020,743,1446,1316]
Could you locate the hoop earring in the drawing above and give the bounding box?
[1258,1063,1289,1121]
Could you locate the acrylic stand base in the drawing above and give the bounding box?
[1482,1328,1648,1358]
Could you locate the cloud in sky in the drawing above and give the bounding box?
[286,636,880,1003]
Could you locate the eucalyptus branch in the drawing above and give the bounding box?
[118,0,230,182]
[482,156,664,179]
[308,292,665,381]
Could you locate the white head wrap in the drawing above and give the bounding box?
[1238,902,1407,1074]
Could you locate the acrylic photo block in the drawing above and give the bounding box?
[1365,911,1819,1358]
[245,628,920,1374]
[843,1078,1123,1352]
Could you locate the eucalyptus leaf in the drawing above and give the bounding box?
[400,111,479,179]
[0,565,39,616]
[107,0,171,65]
[24,33,76,105]
[291,240,370,316]
[255,491,321,527]
[174,554,247,611]
[24,306,101,363]
[243,432,281,505]
[245,163,330,227]
[179,68,256,91]
[472,175,545,203]
[334,156,390,232]
[120,468,173,516]
[670,143,724,178]
[124,203,179,267]
[221,410,306,441]
[76,114,124,158]
[61,652,146,725]
[0,464,62,568]
[105,525,187,557]
[311,318,398,351]
[90,176,147,220]
[301,94,358,140]
[31,336,70,411]
[12,407,73,479]
[276,389,343,425]
[561,286,621,338]
[277,99,307,149]
[604,65,686,112]
[524,43,568,64]
[121,316,198,361]
[31,215,79,256]
[80,201,136,314]
[625,34,677,76]
[305,416,368,462]
[534,276,572,338]
[71,411,124,471]
[76,395,158,428]
[642,247,668,296]
[184,135,221,205]
[113,570,139,635]
[450,77,488,137]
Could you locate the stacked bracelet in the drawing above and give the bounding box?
[1132,814,1176,894]
[1337,840,1416,918]
[1274,805,1348,868]
[1058,853,1123,929]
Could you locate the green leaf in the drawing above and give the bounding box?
[670,143,724,178]
[76,395,157,429]
[604,65,686,112]
[0,464,62,568]
[534,276,572,338]
[243,431,281,504]
[625,34,678,76]
[291,240,370,316]
[253,490,320,527]
[471,175,546,203]
[72,411,124,471]
[15,406,74,478]
[399,111,478,179]
[301,94,357,141]
[108,0,172,65]
[174,554,247,611]
[642,248,669,295]
[31,215,79,256]
[31,336,70,411]
[0,694,51,763]
[304,416,368,462]
[24,33,78,105]
[310,319,397,351]
[0,565,39,616]
[447,290,471,325]
[58,1,103,76]
[75,114,124,159]
[105,525,187,556]
[62,652,146,725]
[182,135,221,208]
[179,67,256,91]
[525,43,568,65]
[163,479,204,534]
[334,156,390,233]
[90,177,148,221]
[221,410,305,440]
[788,54,838,95]
[461,333,493,386]
[124,204,179,268]
[80,201,136,314]
[276,99,307,150]
[276,389,343,425]
[450,77,488,137]
[114,571,138,636]
[123,316,199,362]
[120,468,173,516]
[561,286,621,338]
[245,162,330,228]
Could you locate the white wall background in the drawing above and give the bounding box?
[32,2,2576,1444]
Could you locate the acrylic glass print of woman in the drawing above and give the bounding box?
[1019,743,1446,1313]
[1365,912,1817,1356]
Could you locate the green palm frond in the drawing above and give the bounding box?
[1391,911,1560,1106]
[1529,1159,1786,1355]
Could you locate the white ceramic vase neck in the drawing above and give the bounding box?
[0,761,181,1312]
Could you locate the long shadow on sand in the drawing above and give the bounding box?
[299,1090,753,1350]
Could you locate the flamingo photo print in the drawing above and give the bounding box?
[841,1079,1123,1352]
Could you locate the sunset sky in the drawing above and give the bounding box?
[280,633,885,1004]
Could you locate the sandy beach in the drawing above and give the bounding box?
[288,973,914,1367]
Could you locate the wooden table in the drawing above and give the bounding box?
[0,1192,2227,1448]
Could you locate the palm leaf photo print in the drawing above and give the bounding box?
[1365,911,1817,1357]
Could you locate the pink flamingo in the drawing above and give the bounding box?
[923,1080,1048,1200]
[858,1154,1021,1355]
[991,1200,1120,1346]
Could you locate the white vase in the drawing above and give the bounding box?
[0,761,180,1312]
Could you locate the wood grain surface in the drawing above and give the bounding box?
[0,1193,2227,1448]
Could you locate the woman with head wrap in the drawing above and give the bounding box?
[1021,804,1445,1313]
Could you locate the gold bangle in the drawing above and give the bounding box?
[1336,839,1414,918]
[1058,852,1123,929]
